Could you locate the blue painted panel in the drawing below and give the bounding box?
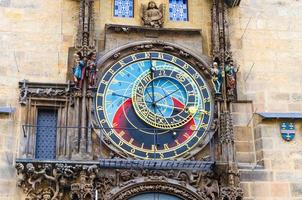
[169,0,188,21]
[114,0,134,18]
[129,193,181,200]
[35,110,57,159]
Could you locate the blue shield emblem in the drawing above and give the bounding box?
[280,122,295,141]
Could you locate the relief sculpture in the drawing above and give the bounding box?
[141,1,164,28]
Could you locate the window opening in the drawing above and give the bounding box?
[169,0,188,21]
[35,109,57,159]
[114,0,134,18]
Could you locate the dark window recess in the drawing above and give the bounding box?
[35,109,57,159]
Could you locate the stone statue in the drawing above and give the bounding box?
[87,52,97,88]
[141,1,164,28]
[225,60,239,96]
[211,62,223,94]
[73,52,86,89]
[41,188,52,200]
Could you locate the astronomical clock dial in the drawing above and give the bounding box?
[95,51,213,159]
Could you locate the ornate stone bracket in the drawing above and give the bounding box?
[19,80,71,105]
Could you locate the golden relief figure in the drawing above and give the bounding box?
[141,1,164,28]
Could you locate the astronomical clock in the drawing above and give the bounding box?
[15,0,243,199]
[95,42,216,160]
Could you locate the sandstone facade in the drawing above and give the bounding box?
[0,0,301,199]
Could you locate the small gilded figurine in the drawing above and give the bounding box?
[87,52,97,88]
[73,52,86,89]
[142,1,164,28]
[211,62,223,94]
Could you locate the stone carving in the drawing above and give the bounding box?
[133,44,154,51]
[112,183,202,200]
[16,161,221,200]
[75,0,96,57]
[141,1,164,28]
[203,177,219,199]
[220,186,244,200]
[220,111,235,144]
[19,81,70,104]
[16,162,99,200]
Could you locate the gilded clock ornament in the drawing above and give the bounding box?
[95,49,213,159]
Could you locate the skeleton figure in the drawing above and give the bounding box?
[142,1,164,28]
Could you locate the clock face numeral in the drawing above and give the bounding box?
[95,51,213,160]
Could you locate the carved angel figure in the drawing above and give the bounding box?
[141,1,164,28]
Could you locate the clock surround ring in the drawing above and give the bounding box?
[95,41,217,160]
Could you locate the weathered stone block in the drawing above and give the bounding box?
[235,141,254,152]
[251,182,271,197]
[0,0,10,7]
[234,126,253,141]
[255,139,263,150]
[294,159,302,170]
[271,183,289,197]
[240,170,273,182]
[0,181,15,194]
[291,183,302,197]
[232,113,251,126]
[240,182,251,197]
[0,166,15,179]
[275,171,296,182]
[232,103,253,113]
[237,152,255,163]
[271,159,293,170]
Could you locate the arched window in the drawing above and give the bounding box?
[129,193,182,200]
[114,0,134,18]
[169,0,188,21]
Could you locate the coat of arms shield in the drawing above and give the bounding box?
[280,122,295,142]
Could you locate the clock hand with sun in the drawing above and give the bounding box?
[150,54,156,105]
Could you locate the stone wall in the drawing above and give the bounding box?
[239,120,302,199]
[229,0,302,112]
[0,0,77,199]
[229,0,302,199]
